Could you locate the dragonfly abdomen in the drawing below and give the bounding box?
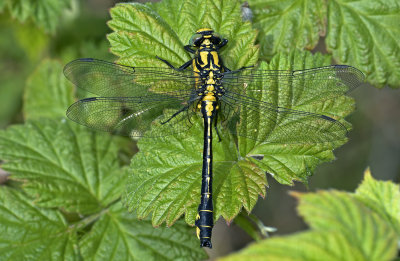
[196,99,218,248]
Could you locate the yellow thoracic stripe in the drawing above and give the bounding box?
[197,28,212,33]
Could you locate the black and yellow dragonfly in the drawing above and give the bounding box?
[64,28,364,248]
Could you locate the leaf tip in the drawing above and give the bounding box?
[363,167,373,180]
[288,191,304,199]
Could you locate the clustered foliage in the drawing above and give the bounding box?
[0,0,399,260]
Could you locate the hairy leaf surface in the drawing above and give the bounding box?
[0,187,79,260]
[107,0,258,70]
[80,202,206,261]
[0,119,127,215]
[327,0,400,88]
[249,0,326,59]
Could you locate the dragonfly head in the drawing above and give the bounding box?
[189,28,224,48]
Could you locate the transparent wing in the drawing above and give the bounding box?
[66,94,200,138]
[222,65,365,102]
[218,65,364,143]
[63,58,198,97]
[220,91,347,144]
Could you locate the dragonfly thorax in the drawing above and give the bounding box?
[189,30,226,106]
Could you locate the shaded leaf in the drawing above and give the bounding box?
[326,0,400,88]
[249,0,327,59]
[4,0,72,33]
[24,59,74,120]
[80,202,207,261]
[0,20,32,127]
[0,119,128,215]
[0,187,79,260]
[13,22,49,61]
[0,0,6,11]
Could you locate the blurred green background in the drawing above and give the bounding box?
[0,0,399,258]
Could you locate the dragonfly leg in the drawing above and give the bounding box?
[222,65,231,72]
[155,56,193,71]
[214,112,222,142]
[217,38,228,49]
[161,105,189,125]
[184,45,196,54]
[229,65,255,74]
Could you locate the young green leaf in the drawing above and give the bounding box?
[107,0,258,69]
[0,119,128,215]
[0,187,79,260]
[220,231,367,261]
[326,0,400,88]
[249,0,327,60]
[294,190,398,260]
[3,0,72,33]
[80,202,207,261]
[220,187,398,261]
[355,168,400,235]
[24,59,75,120]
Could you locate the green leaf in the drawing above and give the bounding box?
[107,0,258,69]
[24,59,74,120]
[233,213,264,241]
[355,168,400,235]
[111,0,358,234]
[249,0,327,59]
[239,50,354,185]
[0,0,6,11]
[294,190,398,260]
[109,0,261,227]
[0,19,32,127]
[125,118,267,227]
[326,0,400,88]
[124,49,359,227]
[80,202,207,261]
[0,119,128,215]
[4,0,72,33]
[220,190,398,261]
[220,231,366,261]
[13,22,49,61]
[0,187,79,260]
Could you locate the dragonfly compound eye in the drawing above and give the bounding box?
[189,33,204,47]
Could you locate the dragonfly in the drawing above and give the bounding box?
[64,28,365,248]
